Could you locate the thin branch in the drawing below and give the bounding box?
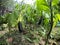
[45,0,53,45]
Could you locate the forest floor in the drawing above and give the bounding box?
[0,26,60,45]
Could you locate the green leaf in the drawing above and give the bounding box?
[56,14,60,21]
[36,0,49,11]
[36,0,46,5]
[25,36,33,43]
[52,0,59,6]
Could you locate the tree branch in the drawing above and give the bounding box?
[45,0,53,45]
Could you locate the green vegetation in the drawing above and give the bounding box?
[0,0,60,45]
